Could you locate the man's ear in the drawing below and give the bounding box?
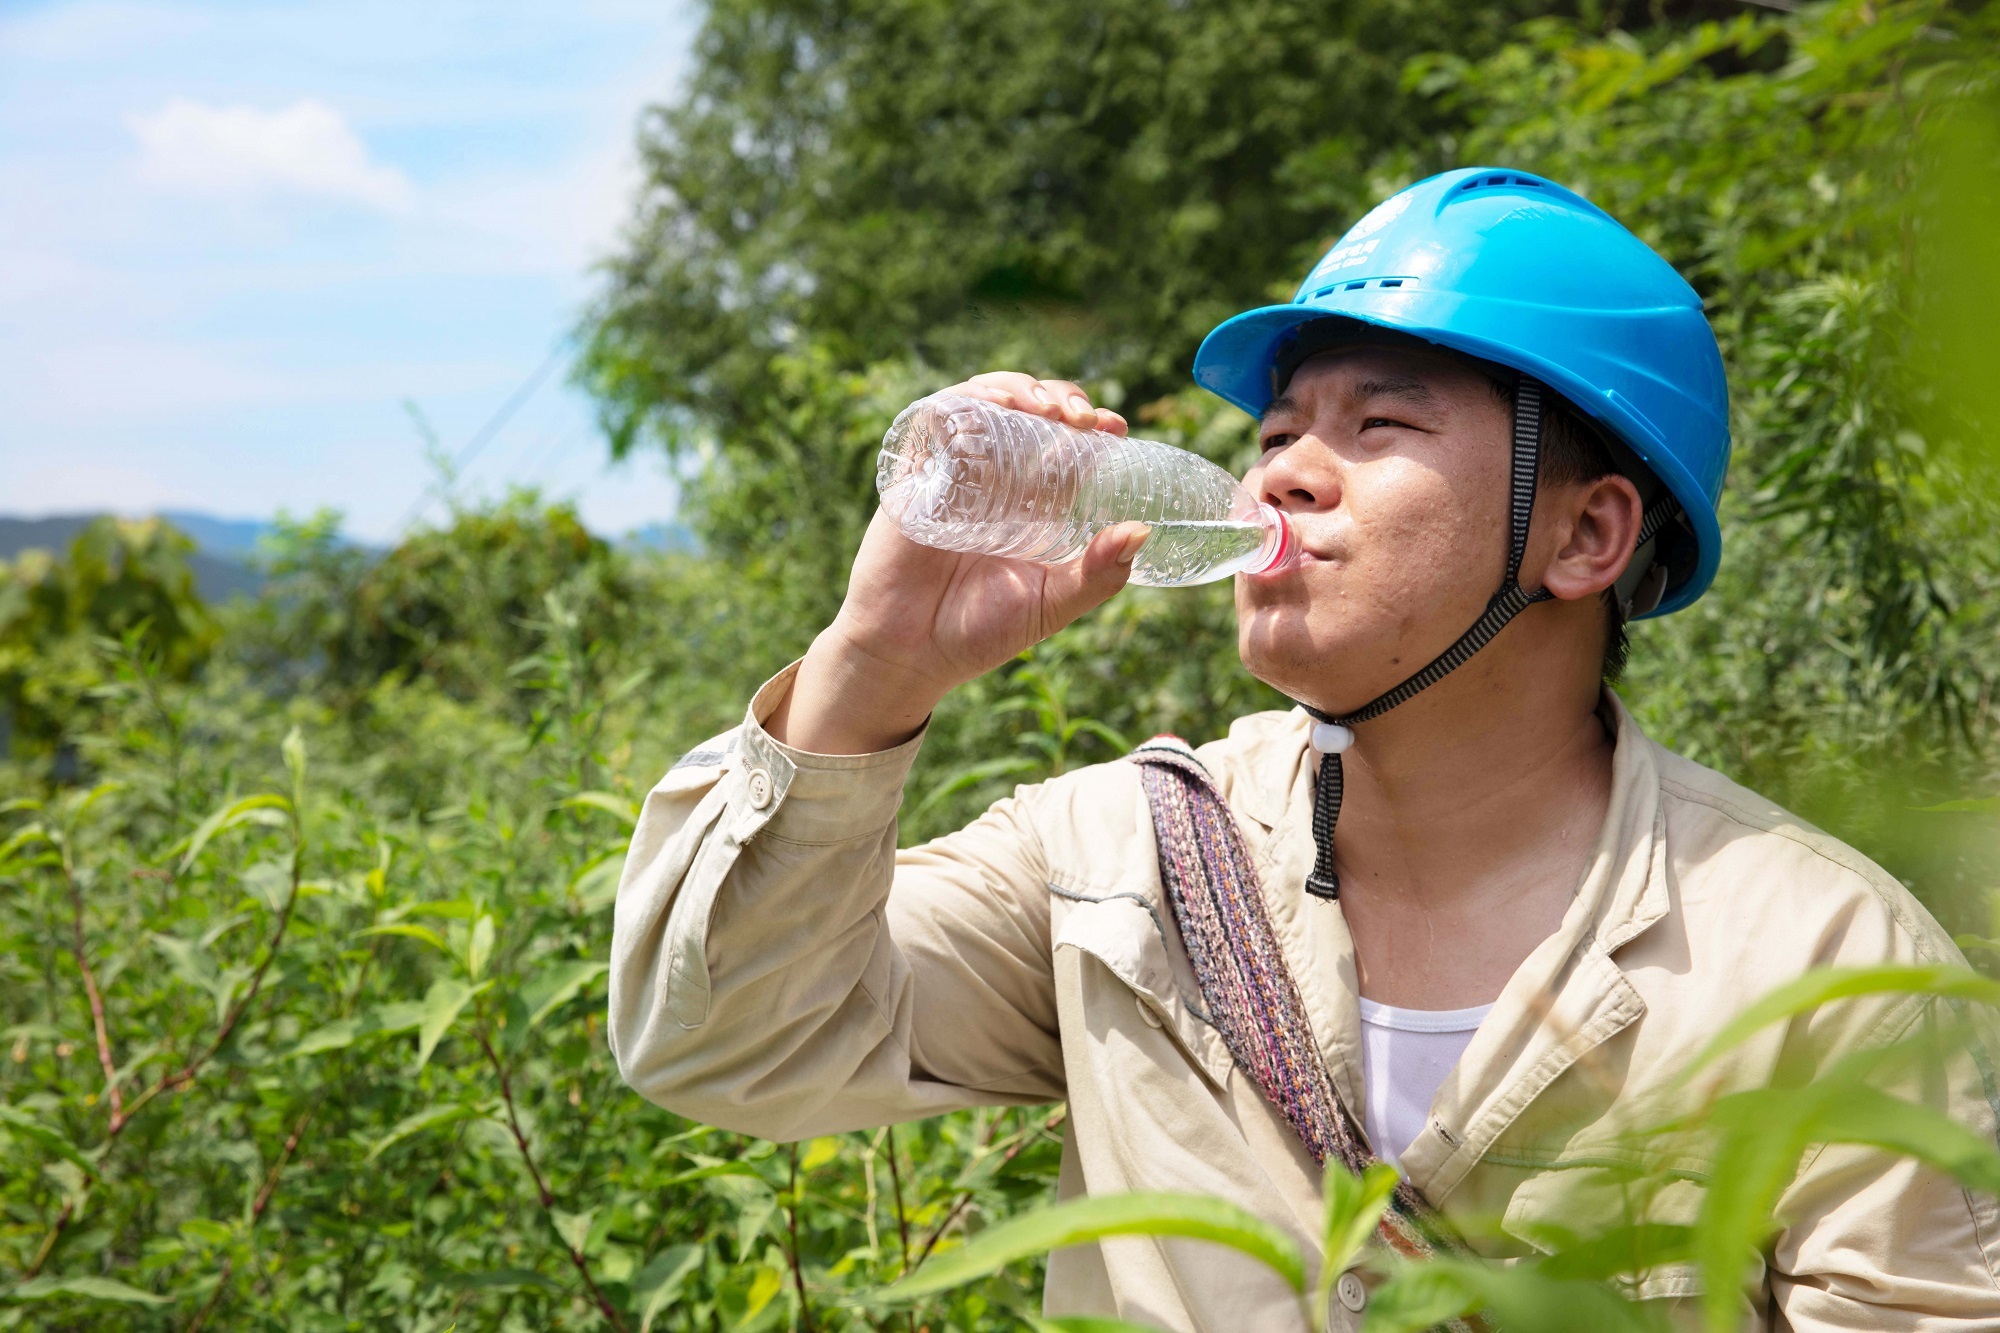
[1540,473,1644,603]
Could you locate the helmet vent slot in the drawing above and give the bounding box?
[1311,276,1419,300]
[1458,173,1544,192]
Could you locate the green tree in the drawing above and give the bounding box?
[0,518,215,764]
[581,0,1669,514]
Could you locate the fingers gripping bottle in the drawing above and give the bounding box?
[875,393,1297,587]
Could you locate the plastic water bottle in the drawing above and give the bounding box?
[875,393,1296,587]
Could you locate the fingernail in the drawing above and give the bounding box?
[1068,394,1092,415]
[1116,527,1150,564]
[1030,386,1053,405]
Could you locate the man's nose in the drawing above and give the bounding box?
[1253,441,1339,514]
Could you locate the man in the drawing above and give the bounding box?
[608,169,2000,1328]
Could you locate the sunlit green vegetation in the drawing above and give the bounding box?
[4,0,1998,1327]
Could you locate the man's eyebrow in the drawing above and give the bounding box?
[1260,393,1302,425]
[1350,375,1439,409]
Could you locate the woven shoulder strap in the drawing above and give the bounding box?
[1129,738,1483,1285]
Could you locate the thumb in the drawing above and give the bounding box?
[1040,522,1149,629]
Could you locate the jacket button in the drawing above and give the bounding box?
[1335,1270,1367,1313]
[746,767,774,809]
[1137,998,1163,1028]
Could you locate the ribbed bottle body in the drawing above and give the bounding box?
[875,394,1290,587]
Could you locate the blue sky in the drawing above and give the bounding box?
[0,0,699,543]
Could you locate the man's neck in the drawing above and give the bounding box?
[1323,642,1616,1009]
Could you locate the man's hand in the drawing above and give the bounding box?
[768,373,1145,755]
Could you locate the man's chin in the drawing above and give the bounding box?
[1237,616,1345,700]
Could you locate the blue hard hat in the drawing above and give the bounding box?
[1192,167,1730,618]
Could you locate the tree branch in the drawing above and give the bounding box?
[911,1107,1067,1268]
[783,1142,817,1333]
[58,838,122,1127]
[474,1027,629,1332]
[24,825,305,1280]
[184,1101,317,1333]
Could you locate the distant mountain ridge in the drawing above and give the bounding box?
[0,512,269,603]
[0,511,699,605]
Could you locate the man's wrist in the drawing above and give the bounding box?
[764,628,944,755]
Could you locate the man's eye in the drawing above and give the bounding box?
[1361,417,1409,431]
[1261,433,1297,452]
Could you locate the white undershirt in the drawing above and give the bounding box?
[1357,998,1493,1165]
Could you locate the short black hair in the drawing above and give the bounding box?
[1489,379,1631,683]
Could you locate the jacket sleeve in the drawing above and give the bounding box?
[607,663,1066,1140]
[1766,999,2000,1329]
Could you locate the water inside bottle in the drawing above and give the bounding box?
[1129,518,1274,587]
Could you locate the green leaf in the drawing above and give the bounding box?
[365,1101,491,1162]
[911,756,1041,823]
[403,899,479,920]
[520,959,610,1031]
[741,1264,784,1320]
[661,1161,767,1188]
[440,1268,563,1294]
[0,824,52,867]
[288,1017,364,1059]
[371,1001,426,1035]
[355,923,453,956]
[152,932,218,993]
[568,850,626,911]
[1364,1258,1661,1333]
[1363,1264,1480,1333]
[799,1135,842,1172]
[552,1208,596,1255]
[178,1218,234,1248]
[633,1243,703,1333]
[558,791,640,826]
[736,1198,777,1260]
[1679,965,2000,1084]
[465,913,495,981]
[1684,1071,1983,1331]
[0,1105,96,1178]
[1812,1085,2000,1195]
[240,858,292,913]
[1314,1161,1398,1325]
[178,793,291,872]
[65,782,124,824]
[281,726,307,804]
[879,1192,1305,1302]
[415,977,490,1070]
[1538,1223,1694,1282]
[8,1275,174,1306]
[1915,795,2000,813]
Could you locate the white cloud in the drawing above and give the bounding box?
[129,97,413,211]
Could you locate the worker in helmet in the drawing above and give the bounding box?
[608,170,2000,1329]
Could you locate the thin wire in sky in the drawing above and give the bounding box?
[396,341,570,534]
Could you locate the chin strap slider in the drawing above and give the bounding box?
[1310,721,1354,754]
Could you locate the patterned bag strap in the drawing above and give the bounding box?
[1129,737,1486,1291]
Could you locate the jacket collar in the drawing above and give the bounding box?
[1236,690,1673,1200]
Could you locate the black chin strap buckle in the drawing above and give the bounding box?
[1304,747,1345,900]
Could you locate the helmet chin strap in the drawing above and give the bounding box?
[1297,378,1556,900]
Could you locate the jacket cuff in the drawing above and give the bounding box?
[734,660,929,844]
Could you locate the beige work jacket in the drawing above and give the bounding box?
[609,663,2000,1330]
